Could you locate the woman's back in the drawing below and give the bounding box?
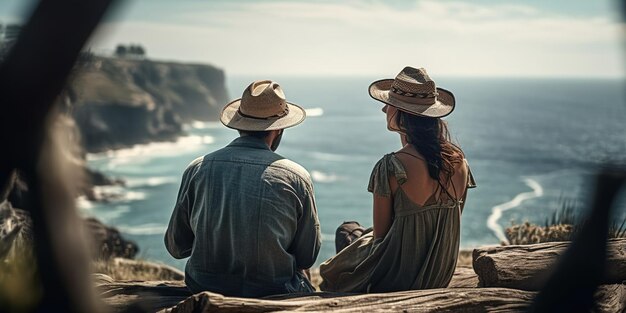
[392,150,469,209]
[321,153,470,292]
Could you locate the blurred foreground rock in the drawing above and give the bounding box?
[0,201,138,260]
[0,200,32,259]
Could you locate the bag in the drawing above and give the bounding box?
[335,221,366,253]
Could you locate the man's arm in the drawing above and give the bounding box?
[164,165,196,259]
[290,182,321,270]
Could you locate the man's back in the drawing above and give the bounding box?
[165,136,321,297]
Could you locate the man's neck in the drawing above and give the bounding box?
[238,135,272,150]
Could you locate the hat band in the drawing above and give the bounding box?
[389,87,437,105]
[237,106,289,120]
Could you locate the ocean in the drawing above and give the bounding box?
[82,76,626,270]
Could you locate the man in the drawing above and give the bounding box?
[165,80,321,297]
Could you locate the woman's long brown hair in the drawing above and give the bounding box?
[398,111,463,182]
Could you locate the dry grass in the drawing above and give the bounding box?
[91,258,184,281]
[505,200,626,245]
[506,222,576,245]
[457,250,473,267]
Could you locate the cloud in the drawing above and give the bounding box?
[89,0,624,77]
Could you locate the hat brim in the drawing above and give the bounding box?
[368,79,455,118]
[220,99,306,131]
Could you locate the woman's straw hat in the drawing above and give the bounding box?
[220,80,306,131]
[369,67,455,118]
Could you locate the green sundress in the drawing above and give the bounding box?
[319,153,476,293]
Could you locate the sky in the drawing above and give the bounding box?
[1,0,624,77]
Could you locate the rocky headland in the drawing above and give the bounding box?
[66,55,229,153]
[58,55,229,200]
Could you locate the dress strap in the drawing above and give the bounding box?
[464,159,477,189]
[437,178,457,203]
[395,151,424,161]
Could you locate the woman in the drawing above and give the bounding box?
[319,67,476,293]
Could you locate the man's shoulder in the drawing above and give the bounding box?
[269,158,313,185]
[190,155,205,166]
[184,156,205,173]
[186,148,313,185]
[188,146,231,166]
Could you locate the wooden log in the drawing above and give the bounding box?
[594,284,626,313]
[93,280,625,313]
[473,238,626,290]
[163,288,535,313]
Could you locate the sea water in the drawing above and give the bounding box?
[83,76,626,269]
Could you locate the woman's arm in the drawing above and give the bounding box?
[459,158,476,214]
[373,194,393,239]
[373,176,396,239]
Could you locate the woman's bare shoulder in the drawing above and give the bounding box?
[452,153,469,175]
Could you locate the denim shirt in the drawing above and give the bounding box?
[164,136,321,297]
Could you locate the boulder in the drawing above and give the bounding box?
[84,217,138,259]
[0,202,138,260]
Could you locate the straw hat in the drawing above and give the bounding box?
[369,67,455,118]
[220,80,306,131]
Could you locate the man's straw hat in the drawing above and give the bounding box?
[369,67,455,118]
[221,80,306,131]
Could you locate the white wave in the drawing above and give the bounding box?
[486,178,544,244]
[117,223,167,235]
[309,151,370,162]
[191,121,207,129]
[106,157,149,169]
[310,152,348,162]
[122,191,147,201]
[187,121,223,130]
[76,196,94,210]
[311,170,342,183]
[96,205,131,222]
[92,185,147,203]
[305,107,324,117]
[125,176,178,188]
[86,135,215,162]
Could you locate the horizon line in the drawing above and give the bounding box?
[227,73,626,80]
[94,55,626,80]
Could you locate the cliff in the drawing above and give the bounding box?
[67,56,229,152]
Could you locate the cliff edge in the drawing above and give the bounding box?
[67,56,229,153]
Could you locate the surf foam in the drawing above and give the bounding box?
[311,170,342,183]
[305,107,324,117]
[87,135,215,162]
[117,223,167,235]
[486,178,544,244]
[125,176,178,188]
